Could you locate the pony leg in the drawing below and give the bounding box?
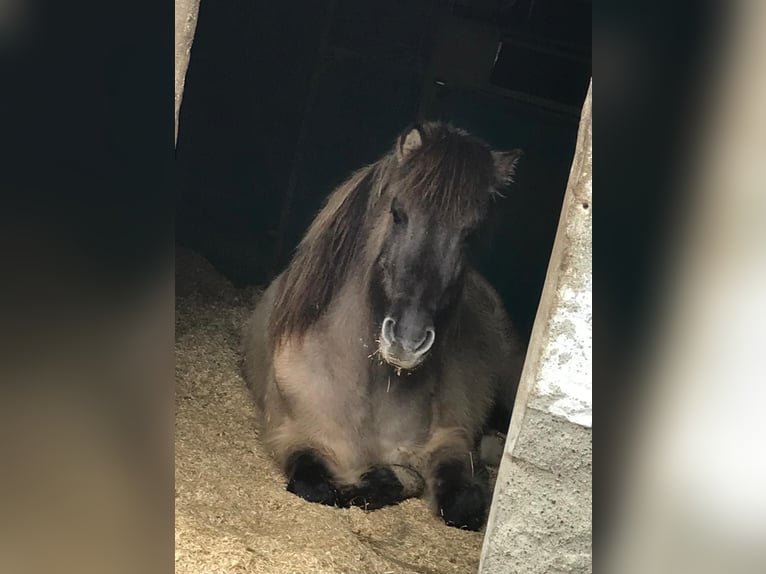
[264,407,347,507]
[285,449,340,507]
[424,431,489,531]
[431,455,489,531]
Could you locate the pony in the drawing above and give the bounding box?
[242,121,526,530]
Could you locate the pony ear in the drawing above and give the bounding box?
[397,126,424,161]
[492,149,523,186]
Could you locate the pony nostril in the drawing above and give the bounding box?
[414,328,436,355]
[381,317,396,345]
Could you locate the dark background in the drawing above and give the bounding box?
[176,0,592,337]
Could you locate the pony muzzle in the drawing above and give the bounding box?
[379,317,436,370]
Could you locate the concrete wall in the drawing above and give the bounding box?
[479,81,592,574]
[175,0,200,143]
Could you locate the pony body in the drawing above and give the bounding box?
[242,122,525,530]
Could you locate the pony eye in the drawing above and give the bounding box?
[391,205,407,225]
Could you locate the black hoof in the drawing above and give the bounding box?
[439,482,487,531]
[286,451,338,506]
[434,459,488,531]
[340,466,405,510]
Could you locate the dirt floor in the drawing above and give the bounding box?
[174,248,492,574]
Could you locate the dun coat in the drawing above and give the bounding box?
[242,122,526,530]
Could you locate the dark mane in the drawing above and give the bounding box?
[269,164,377,343]
[268,122,499,344]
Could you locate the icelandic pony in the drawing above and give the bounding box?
[242,122,525,530]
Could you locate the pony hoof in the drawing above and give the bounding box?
[286,452,338,506]
[287,474,337,506]
[341,466,405,510]
[438,482,487,531]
